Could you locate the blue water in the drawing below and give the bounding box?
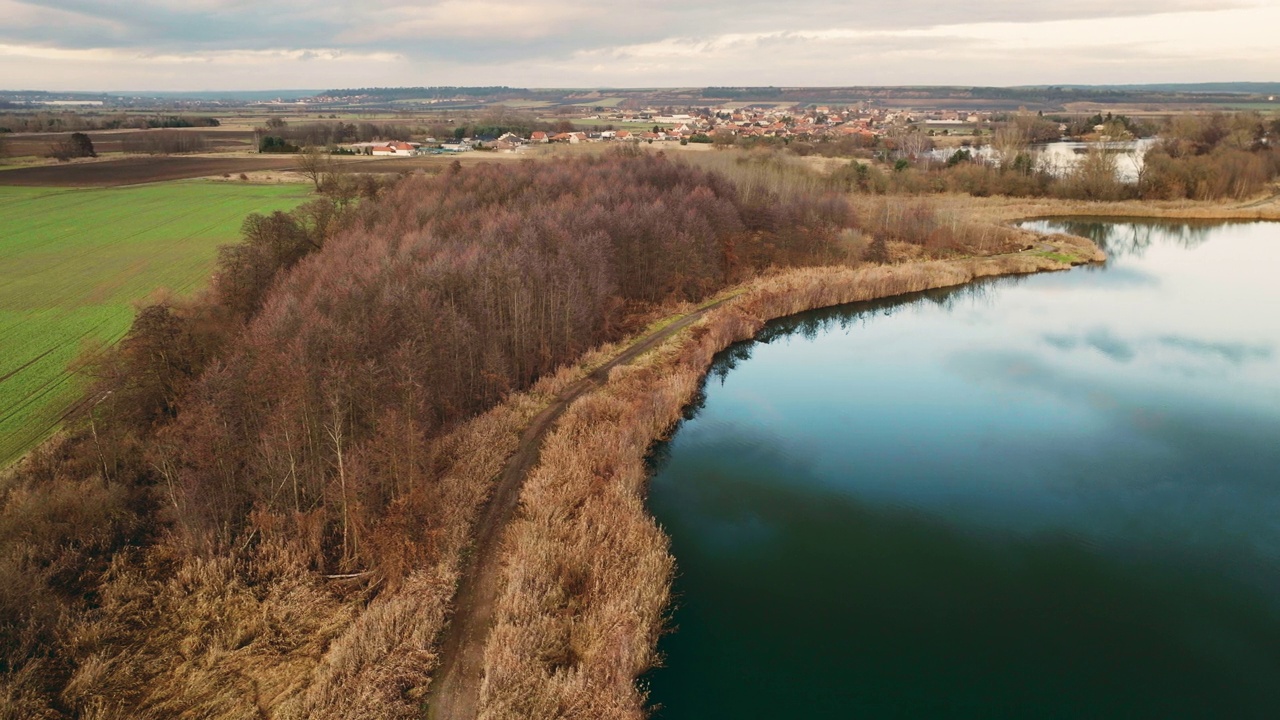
[646,219,1280,719]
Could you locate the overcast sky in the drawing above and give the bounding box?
[3,0,1279,91]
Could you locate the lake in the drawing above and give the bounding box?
[646,219,1280,718]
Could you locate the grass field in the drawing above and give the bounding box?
[561,117,671,130]
[571,97,626,108]
[0,181,309,466]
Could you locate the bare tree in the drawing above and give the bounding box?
[296,146,333,191]
[889,126,931,160]
[992,123,1029,172]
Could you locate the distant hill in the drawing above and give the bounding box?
[1045,82,1280,95]
[109,90,324,101]
[5,84,1276,111]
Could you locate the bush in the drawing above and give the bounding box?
[258,136,299,153]
[47,132,95,161]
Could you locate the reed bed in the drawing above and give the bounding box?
[46,356,607,720]
[930,192,1280,224]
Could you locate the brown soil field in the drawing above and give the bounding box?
[0,155,300,187]
[2,129,256,158]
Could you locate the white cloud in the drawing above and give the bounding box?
[340,2,603,42]
[1,0,1277,89]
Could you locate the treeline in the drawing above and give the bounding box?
[260,120,420,147]
[319,86,521,101]
[1140,113,1280,200]
[0,113,219,133]
[121,130,208,155]
[256,113,577,149]
[0,152,860,717]
[831,112,1280,201]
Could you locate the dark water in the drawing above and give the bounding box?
[645,220,1280,719]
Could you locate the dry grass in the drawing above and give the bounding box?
[930,189,1280,224]
[666,148,830,201]
[476,237,1098,719]
[36,354,608,720]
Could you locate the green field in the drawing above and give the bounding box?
[0,181,309,466]
[563,118,672,130]
[571,97,626,108]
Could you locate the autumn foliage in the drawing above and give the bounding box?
[147,153,848,562]
[0,152,856,717]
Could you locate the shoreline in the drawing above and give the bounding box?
[471,233,1105,717]
[929,191,1280,224]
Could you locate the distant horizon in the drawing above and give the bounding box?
[4,81,1279,99]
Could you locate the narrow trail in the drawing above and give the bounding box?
[1239,190,1280,210]
[425,297,734,720]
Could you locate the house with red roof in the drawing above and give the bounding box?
[371,141,418,156]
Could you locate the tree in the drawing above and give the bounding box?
[296,146,334,191]
[992,123,1030,173]
[259,136,298,153]
[865,232,890,264]
[946,148,973,167]
[889,126,931,161]
[48,132,96,161]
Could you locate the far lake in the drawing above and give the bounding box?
[646,219,1280,718]
[930,139,1156,181]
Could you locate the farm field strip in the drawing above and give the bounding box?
[0,156,301,187]
[0,181,309,466]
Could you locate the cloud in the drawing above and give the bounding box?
[1157,336,1273,365]
[2,0,1279,89]
[340,2,605,42]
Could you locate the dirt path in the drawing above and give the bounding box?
[1239,190,1280,210]
[425,297,733,720]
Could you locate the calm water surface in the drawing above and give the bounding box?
[646,220,1280,718]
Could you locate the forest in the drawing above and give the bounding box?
[0,150,889,718]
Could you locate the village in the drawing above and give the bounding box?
[344,104,994,156]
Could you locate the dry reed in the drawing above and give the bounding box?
[47,355,608,720]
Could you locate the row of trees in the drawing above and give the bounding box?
[256,109,588,150]
[0,112,219,134]
[119,130,208,155]
[260,119,420,147]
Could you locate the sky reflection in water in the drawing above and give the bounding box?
[647,219,1280,718]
